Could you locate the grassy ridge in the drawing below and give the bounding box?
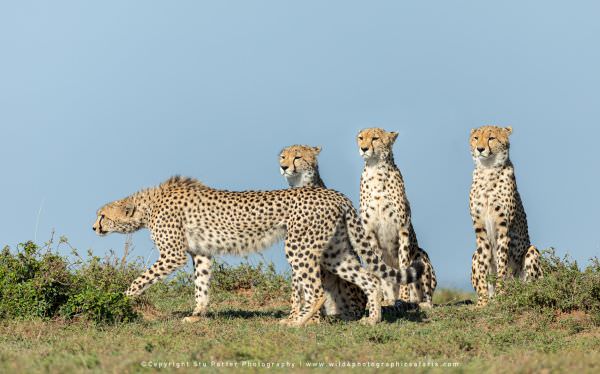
[0,241,599,373]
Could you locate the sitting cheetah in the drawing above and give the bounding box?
[357,128,437,308]
[93,176,424,326]
[469,125,542,306]
[279,145,367,320]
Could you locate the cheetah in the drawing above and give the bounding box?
[469,125,542,306]
[357,128,437,308]
[93,176,424,326]
[279,145,367,320]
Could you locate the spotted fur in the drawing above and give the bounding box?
[279,145,367,321]
[469,125,542,306]
[93,176,424,326]
[357,128,437,308]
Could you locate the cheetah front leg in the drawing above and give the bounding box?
[473,224,492,306]
[125,250,188,297]
[182,254,212,323]
[397,227,412,303]
[471,251,482,302]
[494,223,511,294]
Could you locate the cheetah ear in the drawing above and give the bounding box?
[123,203,136,217]
[470,128,476,135]
[504,126,513,136]
[388,131,399,143]
[313,146,321,155]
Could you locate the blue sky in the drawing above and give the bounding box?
[1,1,598,289]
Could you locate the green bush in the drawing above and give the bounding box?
[496,249,600,324]
[0,242,71,319]
[0,240,291,323]
[0,240,140,323]
[59,287,136,323]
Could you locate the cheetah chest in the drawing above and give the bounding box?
[362,168,400,254]
[472,174,508,250]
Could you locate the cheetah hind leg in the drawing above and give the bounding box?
[279,276,305,325]
[415,250,436,309]
[322,252,382,326]
[283,252,327,327]
[418,269,436,310]
[279,274,322,326]
[286,287,326,327]
[339,281,367,321]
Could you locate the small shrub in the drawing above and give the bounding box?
[495,249,600,324]
[60,287,136,323]
[70,250,143,294]
[0,242,71,319]
[0,240,140,323]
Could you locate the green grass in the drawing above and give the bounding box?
[0,243,599,373]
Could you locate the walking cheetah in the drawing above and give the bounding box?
[279,145,367,320]
[357,128,437,308]
[93,176,424,326]
[469,125,542,306]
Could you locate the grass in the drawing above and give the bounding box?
[0,243,598,373]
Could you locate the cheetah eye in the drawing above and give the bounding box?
[372,137,379,141]
[489,137,496,141]
[358,136,363,140]
[473,137,479,141]
[294,156,301,160]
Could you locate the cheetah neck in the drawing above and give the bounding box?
[130,187,159,226]
[286,169,326,188]
[363,154,400,177]
[364,151,395,168]
[474,150,510,170]
[361,154,407,210]
[473,160,515,190]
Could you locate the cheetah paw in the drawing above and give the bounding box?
[182,315,203,323]
[359,317,378,326]
[283,319,304,327]
[278,318,294,326]
[418,302,434,309]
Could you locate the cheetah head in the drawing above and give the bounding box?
[470,125,512,167]
[357,127,398,161]
[93,198,144,236]
[279,145,321,184]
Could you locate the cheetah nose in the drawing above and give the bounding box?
[361,147,369,152]
[477,147,485,153]
[281,165,289,171]
[92,225,97,232]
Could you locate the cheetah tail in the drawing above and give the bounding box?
[342,202,424,285]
